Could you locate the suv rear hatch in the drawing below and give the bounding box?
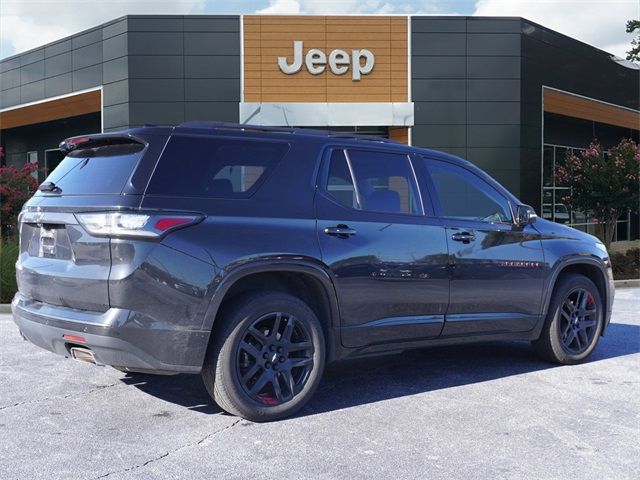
[16,132,167,311]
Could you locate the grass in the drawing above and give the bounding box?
[0,236,19,303]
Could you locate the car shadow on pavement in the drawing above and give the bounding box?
[121,322,639,418]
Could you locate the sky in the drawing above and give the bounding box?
[0,0,638,60]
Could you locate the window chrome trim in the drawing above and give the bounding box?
[407,154,425,216]
[342,149,363,210]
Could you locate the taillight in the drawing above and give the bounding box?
[75,212,201,238]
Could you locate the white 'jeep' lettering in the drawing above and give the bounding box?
[277,41,375,81]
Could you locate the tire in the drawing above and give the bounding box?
[532,273,604,364]
[202,291,326,422]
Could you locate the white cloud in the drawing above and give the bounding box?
[257,0,396,15]
[0,0,205,57]
[257,0,301,14]
[473,0,639,58]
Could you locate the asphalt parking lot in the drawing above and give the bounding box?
[1,288,638,480]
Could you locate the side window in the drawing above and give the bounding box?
[424,159,512,223]
[147,136,288,198]
[325,149,421,215]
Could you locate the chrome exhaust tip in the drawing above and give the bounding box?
[69,346,99,365]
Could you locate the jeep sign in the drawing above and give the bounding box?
[278,40,375,81]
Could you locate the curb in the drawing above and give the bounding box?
[0,304,12,314]
[614,279,640,289]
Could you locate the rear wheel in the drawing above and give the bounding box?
[532,273,603,364]
[202,291,325,422]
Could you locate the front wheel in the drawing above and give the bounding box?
[202,291,325,422]
[532,273,604,364]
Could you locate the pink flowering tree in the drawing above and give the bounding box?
[554,139,640,248]
[0,162,39,237]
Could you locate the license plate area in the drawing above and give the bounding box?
[39,227,57,257]
[21,223,72,260]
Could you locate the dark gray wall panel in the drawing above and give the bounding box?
[467,34,520,56]
[412,33,466,56]
[103,33,128,61]
[45,40,72,58]
[129,79,184,102]
[467,125,521,147]
[467,147,521,170]
[466,56,520,79]
[184,56,239,78]
[45,73,72,97]
[128,17,183,32]
[129,102,184,125]
[0,57,20,73]
[412,79,466,101]
[45,53,72,77]
[413,125,466,147]
[467,79,520,102]
[0,87,20,108]
[411,57,465,78]
[20,49,44,66]
[103,79,129,105]
[128,32,183,55]
[415,102,466,124]
[467,102,520,124]
[73,42,102,70]
[0,68,20,90]
[103,103,129,130]
[185,79,239,102]
[411,18,466,33]
[20,60,44,84]
[103,56,128,84]
[103,19,128,40]
[72,64,102,90]
[183,17,239,32]
[128,56,184,78]
[185,101,239,122]
[466,19,521,33]
[20,80,45,103]
[72,29,102,49]
[184,33,240,55]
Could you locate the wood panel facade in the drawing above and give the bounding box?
[0,90,101,130]
[543,88,640,131]
[243,16,408,103]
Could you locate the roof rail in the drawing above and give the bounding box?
[177,121,399,143]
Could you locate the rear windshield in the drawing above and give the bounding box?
[146,135,289,198]
[40,142,145,195]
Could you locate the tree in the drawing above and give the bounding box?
[627,19,640,62]
[0,163,39,237]
[554,139,640,248]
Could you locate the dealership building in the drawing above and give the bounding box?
[1,15,638,239]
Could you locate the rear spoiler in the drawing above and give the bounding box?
[59,133,146,154]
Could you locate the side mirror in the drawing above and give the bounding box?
[516,205,537,227]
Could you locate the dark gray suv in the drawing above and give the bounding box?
[12,122,614,421]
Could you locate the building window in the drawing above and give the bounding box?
[542,143,631,242]
[27,151,38,181]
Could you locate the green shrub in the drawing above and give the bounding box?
[0,236,19,303]
[610,248,640,281]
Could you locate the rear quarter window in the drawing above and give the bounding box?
[40,142,145,195]
[146,135,289,198]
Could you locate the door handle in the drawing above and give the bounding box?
[324,224,357,238]
[451,231,475,243]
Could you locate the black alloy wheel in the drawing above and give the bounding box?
[532,273,604,365]
[202,291,325,422]
[236,312,314,406]
[557,287,599,355]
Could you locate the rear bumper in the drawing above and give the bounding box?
[11,293,208,373]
